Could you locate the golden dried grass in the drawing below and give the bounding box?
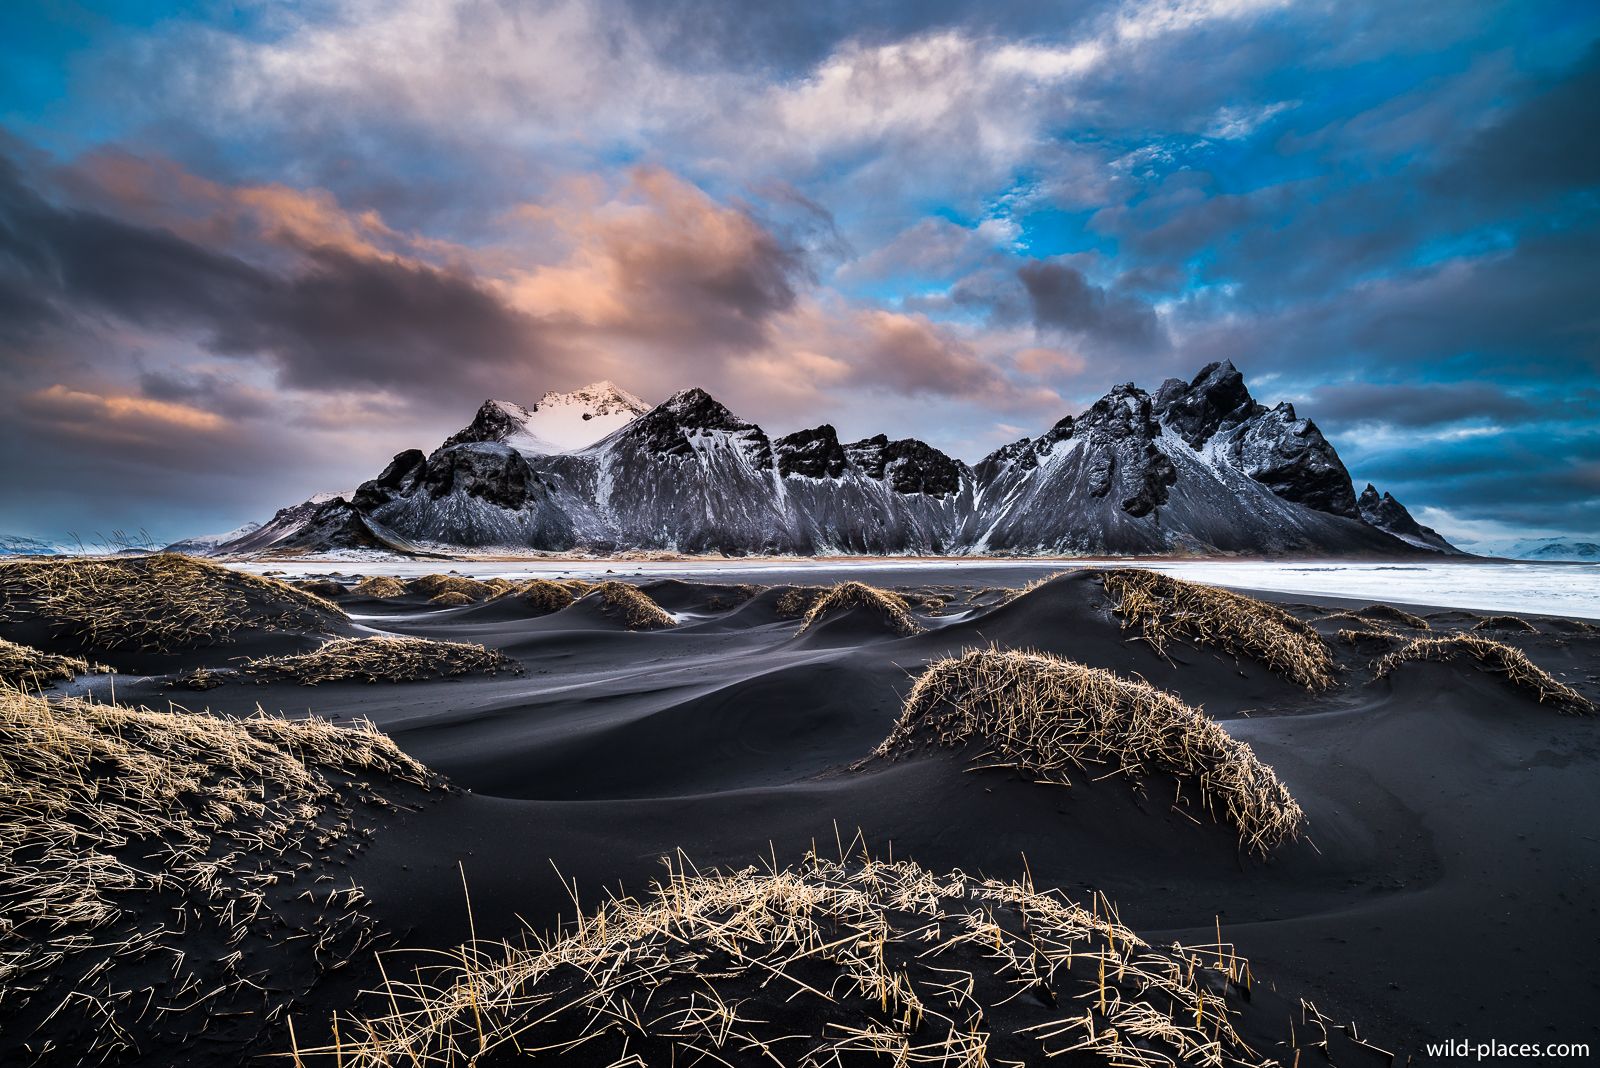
[295,848,1315,1067]
[797,581,923,637]
[429,591,475,607]
[351,575,409,599]
[876,648,1305,853]
[1374,634,1590,713]
[495,579,577,615]
[585,581,676,630]
[1323,604,1430,631]
[1472,614,1538,634]
[773,585,825,619]
[0,638,93,689]
[1100,569,1334,690]
[0,554,345,654]
[407,575,498,602]
[0,684,434,1054]
[240,636,519,684]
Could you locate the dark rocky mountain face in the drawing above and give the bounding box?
[213,363,1455,558]
[775,426,848,479]
[1358,483,1461,554]
[843,435,966,497]
[443,400,528,449]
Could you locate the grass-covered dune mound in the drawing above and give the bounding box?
[500,578,581,615]
[351,575,408,599]
[0,554,347,662]
[1101,568,1335,690]
[876,648,1305,854]
[406,575,511,603]
[796,580,923,638]
[1321,604,1431,631]
[0,637,94,689]
[240,636,521,685]
[575,581,676,630]
[0,684,438,1064]
[299,851,1378,1068]
[1373,633,1591,713]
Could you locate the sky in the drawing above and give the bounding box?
[1,0,1596,549]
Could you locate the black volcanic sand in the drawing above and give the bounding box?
[21,568,1600,1064]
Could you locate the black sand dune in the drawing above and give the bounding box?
[4,564,1598,1064]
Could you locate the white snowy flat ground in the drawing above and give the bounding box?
[231,557,1600,620]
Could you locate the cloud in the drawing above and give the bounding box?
[504,166,808,354]
[1303,381,1541,430]
[0,149,568,404]
[1018,259,1167,349]
[1438,41,1600,203]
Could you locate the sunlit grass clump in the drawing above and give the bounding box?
[240,636,519,684]
[797,581,923,636]
[352,575,409,599]
[875,648,1305,853]
[0,554,345,654]
[1322,604,1431,631]
[495,578,579,615]
[406,575,507,603]
[1374,633,1589,713]
[0,637,94,689]
[1100,568,1334,690]
[584,581,676,630]
[1471,614,1538,634]
[296,849,1314,1067]
[0,683,434,1057]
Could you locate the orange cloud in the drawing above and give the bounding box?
[24,384,227,439]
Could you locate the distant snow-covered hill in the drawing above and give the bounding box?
[1471,537,1600,562]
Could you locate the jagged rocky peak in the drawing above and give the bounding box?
[444,381,651,455]
[1358,483,1459,553]
[354,442,546,513]
[775,425,848,479]
[1154,360,1259,447]
[844,435,966,497]
[974,415,1075,481]
[1072,383,1177,517]
[444,399,535,449]
[1230,402,1358,518]
[623,388,773,464]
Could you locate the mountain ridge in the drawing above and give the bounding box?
[177,364,1463,558]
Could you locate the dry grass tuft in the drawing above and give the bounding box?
[0,684,436,1058]
[0,554,344,654]
[1100,569,1334,690]
[351,575,409,599]
[298,848,1326,1067]
[876,648,1305,853]
[797,581,923,637]
[295,578,347,599]
[1374,634,1590,713]
[1323,604,1430,631]
[496,579,577,615]
[773,585,825,619]
[1472,614,1539,634]
[240,636,520,684]
[0,638,95,689]
[584,581,676,630]
[407,574,498,602]
[428,590,475,607]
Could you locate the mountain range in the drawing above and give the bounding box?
[162,362,1471,559]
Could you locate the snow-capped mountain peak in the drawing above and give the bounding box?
[445,382,652,456]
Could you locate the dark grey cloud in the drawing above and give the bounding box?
[0,152,565,404]
[1306,381,1541,430]
[1018,260,1166,350]
[1439,41,1600,203]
